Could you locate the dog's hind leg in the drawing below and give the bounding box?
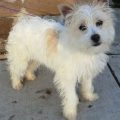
[25,61,39,81]
[8,56,28,90]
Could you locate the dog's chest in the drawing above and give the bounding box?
[44,52,107,79]
[66,53,108,79]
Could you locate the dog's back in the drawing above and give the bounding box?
[7,15,63,59]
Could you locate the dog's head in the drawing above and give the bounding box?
[58,1,115,54]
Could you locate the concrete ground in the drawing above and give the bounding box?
[0,9,120,120]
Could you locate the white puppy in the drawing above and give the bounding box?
[6,1,115,120]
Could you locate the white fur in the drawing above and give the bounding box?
[6,3,115,120]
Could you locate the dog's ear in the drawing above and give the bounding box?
[58,4,73,17]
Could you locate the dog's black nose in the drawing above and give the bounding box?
[91,34,100,43]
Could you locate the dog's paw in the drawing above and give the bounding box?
[26,73,36,81]
[83,93,99,102]
[64,112,76,120]
[63,108,76,120]
[12,80,23,90]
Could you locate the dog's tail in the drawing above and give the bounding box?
[12,8,29,26]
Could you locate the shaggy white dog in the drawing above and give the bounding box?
[6,1,115,120]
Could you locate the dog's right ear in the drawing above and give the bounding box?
[58,4,73,18]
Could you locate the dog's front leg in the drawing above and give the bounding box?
[54,73,78,120]
[80,77,99,102]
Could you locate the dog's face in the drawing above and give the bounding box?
[59,3,115,54]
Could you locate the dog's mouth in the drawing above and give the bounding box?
[93,42,101,47]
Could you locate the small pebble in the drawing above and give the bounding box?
[11,101,17,104]
[46,89,52,95]
[88,104,93,108]
[8,115,15,120]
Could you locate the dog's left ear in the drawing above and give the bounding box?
[58,4,73,18]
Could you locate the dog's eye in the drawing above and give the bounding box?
[79,25,87,31]
[96,20,103,26]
